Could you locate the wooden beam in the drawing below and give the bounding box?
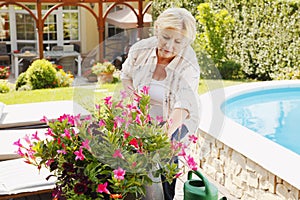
[4,0,142,3]
[36,1,44,58]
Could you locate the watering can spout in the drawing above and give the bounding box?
[184,170,220,200]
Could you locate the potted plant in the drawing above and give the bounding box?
[14,87,199,200]
[92,61,116,84]
[0,66,10,79]
[83,68,97,82]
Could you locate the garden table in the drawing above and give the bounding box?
[11,50,82,79]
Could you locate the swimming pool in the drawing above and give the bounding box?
[222,87,300,155]
[198,80,300,191]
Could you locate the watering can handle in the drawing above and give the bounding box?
[187,170,210,194]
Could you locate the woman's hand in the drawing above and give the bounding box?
[166,108,189,138]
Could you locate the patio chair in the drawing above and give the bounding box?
[19,46,37,73]
[56,55,77,75]
[20,46,36,53]
[0,100,90,129]
[51,45,63,51]
[0,157,55,198]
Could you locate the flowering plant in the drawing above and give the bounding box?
[92,61,116,75]
[0,66,10,79]
[14,87,198,200]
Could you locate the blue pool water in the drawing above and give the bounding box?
[222,87,300,155]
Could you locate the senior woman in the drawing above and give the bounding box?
[121,7,200,200]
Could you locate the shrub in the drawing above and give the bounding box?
[0,80,10,93]
[196,3,235,67]
[26,59,58,89]
[218,60,245,80]
[56,69,74,87]
[15,72,30,91]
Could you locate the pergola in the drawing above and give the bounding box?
[0,0,152,61]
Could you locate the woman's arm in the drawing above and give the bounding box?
[165,108,189,138]
[122,79,134,97]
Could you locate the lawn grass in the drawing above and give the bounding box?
[0,79,250,105]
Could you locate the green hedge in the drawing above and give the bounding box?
[153,0,300,80]
[213,0,300,80]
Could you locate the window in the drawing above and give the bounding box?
[16,13,36,40]
[63,7,79,40]
[3,4,80,52]
[0,12,9,41]
[43,14,57,41]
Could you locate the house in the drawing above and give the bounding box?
[0,0,152,72]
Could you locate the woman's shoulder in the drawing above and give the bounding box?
[179,46,200,72]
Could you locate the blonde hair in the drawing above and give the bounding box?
[154,8,196,43]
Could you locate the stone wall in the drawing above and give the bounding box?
[197,130,300,200]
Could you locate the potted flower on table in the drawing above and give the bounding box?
[92,61,116,84]
[14,86,199,200]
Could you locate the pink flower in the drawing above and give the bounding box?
[114,116,125,128]
[129,138,139,148]
[81,139,91,151]
[45,128,54,136]
[27,148,36,159]
[186,155,198,170]
[133,92,142,103]
[16,148,24,157]
[115,100,124,109]
[40,116,49,123]
[146,114,151,123]
[140,85,150,95]
[61,129,71,139]
[113,167,126,180]
[74,147,85,161]
[13,139,23,148]
[123,131,130,139]
[97,182,110,194]
[95,104,100,110]
[188,134,198,144]
[45,159,54,167]
[99,119,106,127]
[156,116,164,123]
[31,131,40,141]
[57,149,67,154]
[84,115,92,120]
[178,148,186,157]
[113,149,123,159]
[135,115,142,125]
[24,134,31,144]
[104,96,112,107]
[174,172,183,178]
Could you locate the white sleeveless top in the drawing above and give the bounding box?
[149,79,165,119]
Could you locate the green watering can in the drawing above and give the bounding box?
[184,170,220,200]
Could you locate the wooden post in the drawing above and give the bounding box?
[36,1,44,58]
[98,1,104,62]
[137,0,144,40]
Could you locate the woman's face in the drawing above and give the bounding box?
[157,28,187,59]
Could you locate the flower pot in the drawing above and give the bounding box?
[87,74,97,82]
[97,72,114,84]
